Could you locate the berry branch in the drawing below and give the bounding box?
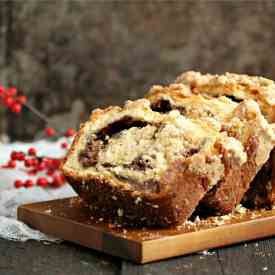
[0,84,76,189]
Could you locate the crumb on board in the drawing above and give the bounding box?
[194,216,201,223]
[44,209,52,214]
[117,208,124,217]
[198,250,216,256]
[234,204,247,214]
[255,251,272,257]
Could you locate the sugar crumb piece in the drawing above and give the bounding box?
[194,216,201,223]
[255,243,259,247]
[199,250,215,256]
[182,263,192,269]
[262,266,268,271]
[184,220,195,226]
[212,216,225,226]
[44,209,52,214]
[234,204,247,214]
[117,208,124,217]
[135,197,142,204]
[251,212,257,218]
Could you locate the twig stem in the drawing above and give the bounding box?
[23,102,50,124]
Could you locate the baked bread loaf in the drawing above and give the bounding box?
[62,91,275,226]
[62,99,227,226]
[174,71,275,209]
[146,84,275,215]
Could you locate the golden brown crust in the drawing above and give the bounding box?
[146,83,237,131]
[175,71,275,123]
[145,82,275,214]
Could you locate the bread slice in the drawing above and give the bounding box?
[175,71,275,209]
[146,84,275,215]
[61,98,256,226]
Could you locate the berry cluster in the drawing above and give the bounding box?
[0,85,27,114]
[0,84,76,190]
[3,148,66,189]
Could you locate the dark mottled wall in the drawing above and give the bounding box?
[1,1,275,140]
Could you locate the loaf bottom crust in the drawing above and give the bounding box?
[65,160,213,227]
[65,138,258,227]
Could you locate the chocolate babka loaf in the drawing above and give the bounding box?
[62,94,275,226]
[174,71,275,210]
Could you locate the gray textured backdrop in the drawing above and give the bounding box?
[0,1,275,140]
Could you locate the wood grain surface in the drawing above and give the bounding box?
[17,197,275,264]
[2,238,275,275]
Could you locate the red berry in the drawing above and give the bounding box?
[47,169,54,176]
[10,151,18,161]
[24,179,34,188]
[37,162,46,171]
[3,96,14,107]
[65,128,75,137]
[14,180,24,188]
[37,177,48,187]
[28,147,37,156]
[51,174,65,187]
[0,86,4,95]
[16,152,25,161]
[24,159,33,167]
[43,158,53,168]
[61,142,68,149]
[43,158,50,165]
[11,103,22,113]
[8,160,16,168]
[52,159,61,168]
[27,169,37,176]
[31,158,39,166]
[45,127,56,137]
[6,87,17,97]
[16,95,27,104]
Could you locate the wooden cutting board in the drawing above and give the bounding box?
[17,197,275,264]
